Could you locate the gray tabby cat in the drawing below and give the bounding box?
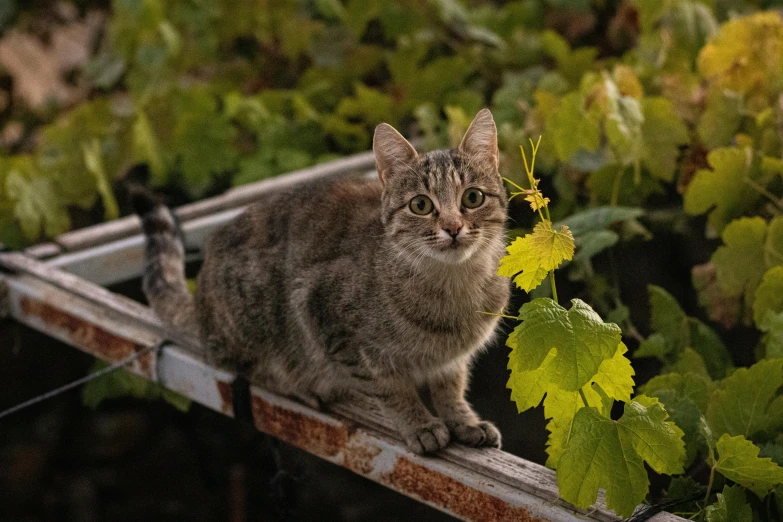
[137,108,510,454]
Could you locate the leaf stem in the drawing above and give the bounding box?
[520,136,560,302]
[703,465,716,505]
[549,271,559,303]
[743,176,783,212]
[502,177,526,192]
[578,388,589,408]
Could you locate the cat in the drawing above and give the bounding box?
[135,108,510,454]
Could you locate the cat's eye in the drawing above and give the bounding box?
[409,195,434,215]
[461,188,485,209]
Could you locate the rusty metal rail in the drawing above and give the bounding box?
[0,251,684,522]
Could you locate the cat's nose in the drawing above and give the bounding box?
[443,223,462,238]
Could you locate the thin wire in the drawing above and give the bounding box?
[0,341,163,421]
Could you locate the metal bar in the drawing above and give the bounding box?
[46,151,376,255]
[0,254,684,522]
[48,207,243,286]
[47,164,376,286]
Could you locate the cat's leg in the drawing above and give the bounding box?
[370,383,451,454]
[428,362,501,448]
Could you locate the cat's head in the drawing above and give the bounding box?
[373,109,507,265]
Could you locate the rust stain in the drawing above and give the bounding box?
[216,380,233,415]
[343,440,382,475]
[384,457,545,522]
[20,296,148,369]
[251,395,352,457]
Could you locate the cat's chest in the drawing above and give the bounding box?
[391,271,509,341]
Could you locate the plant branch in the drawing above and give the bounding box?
[703,465,716,505]
[743,176,783,212]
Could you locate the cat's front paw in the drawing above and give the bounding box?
[402,420,451,454]
[448,420,502,449]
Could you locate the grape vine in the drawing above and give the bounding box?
[500,140,686,518]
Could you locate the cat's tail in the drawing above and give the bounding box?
[130,188,197,331]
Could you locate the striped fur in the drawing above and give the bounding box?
[135,199,197,330]
[138,109,510,454]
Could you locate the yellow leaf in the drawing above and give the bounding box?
[524,192,550,211]
[498,222,575,292]
[698,12,783,96]
[613,65,643,99]
[531,221,575,273]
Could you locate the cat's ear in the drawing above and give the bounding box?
[459,108,498,172]
[373,123,418,183]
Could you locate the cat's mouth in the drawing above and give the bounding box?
[430,235,476,263]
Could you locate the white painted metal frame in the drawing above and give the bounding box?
[0,151,685,522]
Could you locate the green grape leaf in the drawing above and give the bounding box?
[591,342,635,402]
[712,216,767,303]
[82,361,191,413]
[760,441,783,466]
[171,88,238,197]
[555,206,644,237]
[648,285,687,346]
[498,221,575,292]
[712,216,783,316]
[698,87,742,149]
[543,343,635,466]
[557,397,685,517]
[706,358,783,438]
[715,433,783,498]
[753,266,783,327]
[642,372,713,466]
[669,348,711,379]
[666,476,704,515]
[636,285,732,379]
[635,332,669,358]
[3,156,71,241]
[507,349,555,413]
[704,485,752,522]
[540,30,597,86]
[683,148,762,233]
[132,110,167,184]
[640,97,689,182]
[760,310,783,359]
[507,298,621,391]
[688,321,733,380]
[82,139,119,221]
[547,91,602,162]
[586,164,664,207]
[554,206,644,262]
[767,396,783,432]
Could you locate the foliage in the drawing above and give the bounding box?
[501,140,685,518]
[501,138,783,520]
[4,1,783,519]
[82,360,191,412]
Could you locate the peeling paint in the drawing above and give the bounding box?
[251,395,353,457]
[343,436,382,475]
[19,295,152,375]
[215,380,234,415]
[385,457,545,522]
